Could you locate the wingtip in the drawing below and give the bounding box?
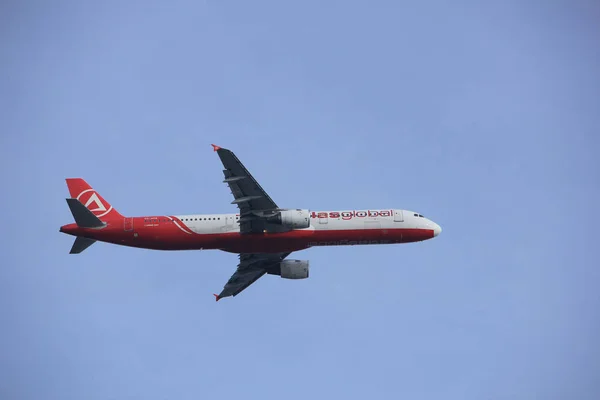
[213,293,221,302]
[211,144,221,152]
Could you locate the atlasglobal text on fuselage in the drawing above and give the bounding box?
[60,144,442,301]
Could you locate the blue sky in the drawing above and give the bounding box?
[2,1,599,399]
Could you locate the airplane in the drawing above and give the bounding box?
[60,144,442,301]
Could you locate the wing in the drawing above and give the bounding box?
[214,252,290,301]
[212,144,278,234]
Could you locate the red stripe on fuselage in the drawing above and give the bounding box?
[60,216,434,254]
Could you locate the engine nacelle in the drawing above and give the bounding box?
[267,209,310,229]
[280,259,309,279]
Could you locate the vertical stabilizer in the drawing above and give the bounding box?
[65,178,123,220]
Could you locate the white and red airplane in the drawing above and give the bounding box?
[60,144,442,300]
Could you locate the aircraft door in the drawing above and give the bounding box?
[220,215,234,232]
[124,217,134,231]
[393,210,404,222]
[318,212,328,224]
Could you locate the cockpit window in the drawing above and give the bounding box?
[414,214,425,218]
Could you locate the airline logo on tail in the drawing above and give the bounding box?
[65,178,123,220]
[76,189,112,217]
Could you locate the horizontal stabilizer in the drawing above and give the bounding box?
[66,198,106,228]
[70,236,96,254]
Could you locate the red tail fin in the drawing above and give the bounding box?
[65,178,124,220]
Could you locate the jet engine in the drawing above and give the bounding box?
[279,259,309,279]
[266,209,310,229]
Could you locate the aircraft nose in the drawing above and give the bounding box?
[433,223,442,237]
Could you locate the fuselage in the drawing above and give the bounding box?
[60,208,442,254]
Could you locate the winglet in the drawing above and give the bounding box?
[213,293,221,302]
[211,144,221,152]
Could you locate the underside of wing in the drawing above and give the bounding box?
[214,252,291,301]
[212,144,279,234]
